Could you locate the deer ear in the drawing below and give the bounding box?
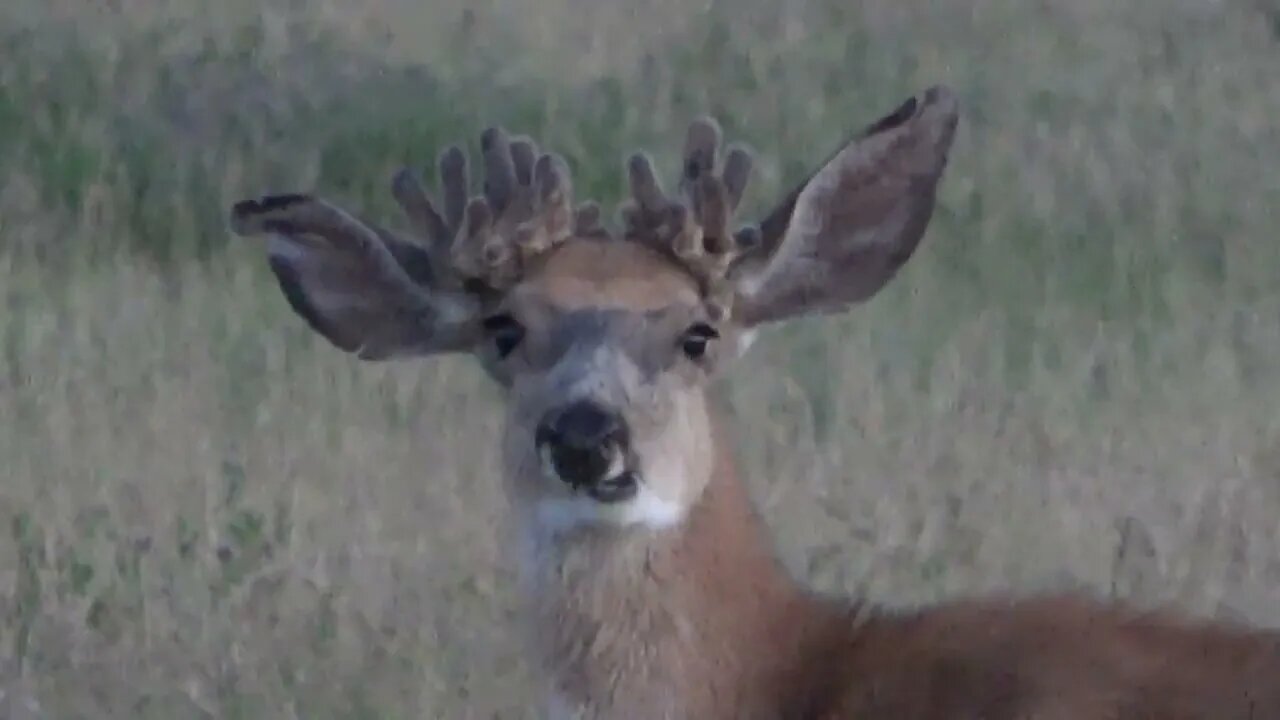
[231,194,481,360]
[729,86,959,328]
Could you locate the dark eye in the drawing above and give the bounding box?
[680,322,720,361]
[483,313,525,359]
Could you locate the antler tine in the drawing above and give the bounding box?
[613,116,757,316]
[450,196,496,283]
[695,174,730,254]
[391,167,450,258]
[574,201,608,240]
[620,152,672,250]
[679,116,722,200]
[481,127,518,215]
[456,130,516,289]
[516,152,575,260]
[510,136,539,186]
[439,145,469,238]
[628,152,668,214]
[397,119,755,303]
[433,129,579,291]
[389,143,474,289]
[722,144,753,212]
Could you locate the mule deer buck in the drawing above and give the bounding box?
[231,86,1280,718]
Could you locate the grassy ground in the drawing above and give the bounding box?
[2,0,1279,717]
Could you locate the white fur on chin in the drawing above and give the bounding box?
[534,487,686,534]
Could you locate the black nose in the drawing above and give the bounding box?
[536,401,627,487]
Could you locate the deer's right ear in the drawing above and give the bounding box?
[230,194,481,360]
[728,86,959,328]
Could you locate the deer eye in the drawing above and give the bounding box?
[680,322,720,361]
[483,313,525,359]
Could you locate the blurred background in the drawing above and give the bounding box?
[1,0,1278,717]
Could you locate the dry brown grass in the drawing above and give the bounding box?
[2,0,1279,717]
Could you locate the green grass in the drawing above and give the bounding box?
[2,0,1280,717]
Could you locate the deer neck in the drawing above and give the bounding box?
[516,401,847,718]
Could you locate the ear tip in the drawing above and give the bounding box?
[917,85,961,153]
[229,194,311,235]
[921,84,957,103]
[919,85,960,123]
[229,199,257,225]
[862,84,960,143]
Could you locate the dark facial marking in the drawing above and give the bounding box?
[232,193,311,219]
[865,95,919,136]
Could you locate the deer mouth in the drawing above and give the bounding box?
[582,470,639,503]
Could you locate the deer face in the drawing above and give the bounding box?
[491,239,737,532]
[230,87,959,534]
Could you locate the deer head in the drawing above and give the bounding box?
[230,87,959,535]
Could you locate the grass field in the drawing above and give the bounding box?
[2,0,1279,717]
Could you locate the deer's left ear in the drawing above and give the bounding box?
[230,194,482,360]
[728,86,960,328]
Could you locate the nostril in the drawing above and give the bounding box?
[545,401,623,451]
[535,421,560,450]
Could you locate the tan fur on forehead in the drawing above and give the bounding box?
[519,239,702,311]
